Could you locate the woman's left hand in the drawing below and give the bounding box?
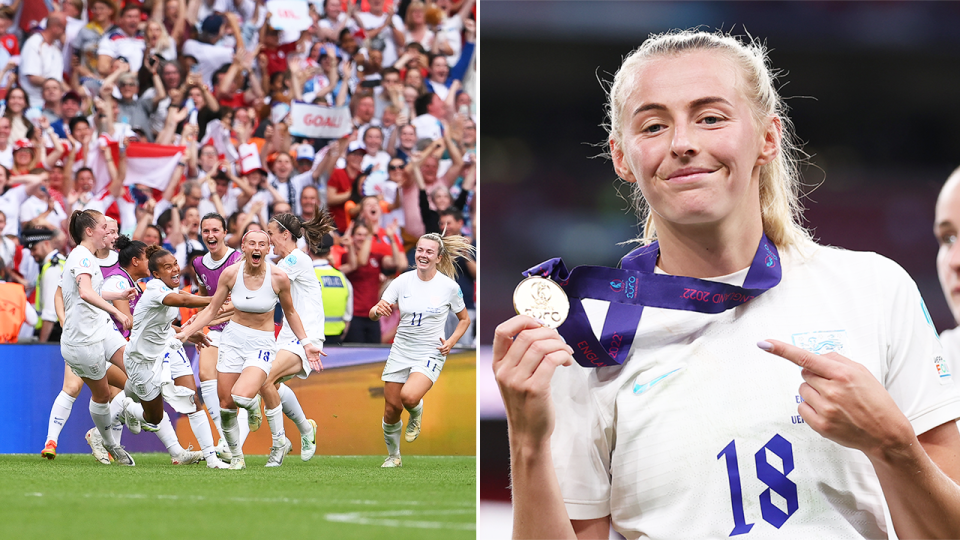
[304,342,326,371]
[187,331,212,349]
[437,337,452,356]
[758,339,915,458]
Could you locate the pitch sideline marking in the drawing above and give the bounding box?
[24,492,471,507]
[326,509,476,530]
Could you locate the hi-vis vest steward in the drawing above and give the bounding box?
[315,265,348,336]
[35,251,64,329]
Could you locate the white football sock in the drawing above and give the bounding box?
[232,394,258,415]
[266,405,284,446]
[111,418,124,445]
[221,408,242,457]
[89,400,117,448]
[108,391,126,424]
[199,380,225,441]
[406,400,423,417]
[278,383,312,436]
[46,391,75,443]
[238,407,250,446]
[187,410,216,460]
[156,412,184,456]
[382,420,402,458]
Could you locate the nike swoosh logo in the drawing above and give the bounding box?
[246,296,255,299]
[634,368,682,395]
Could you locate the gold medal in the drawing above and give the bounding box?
[513,276,570,329]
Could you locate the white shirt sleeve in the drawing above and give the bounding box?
[879,255,960,435]
[449,281,466,314]
[19,36,42,78]
[96,32,117,59]
[550,365,615,520]
[381,274,401,305]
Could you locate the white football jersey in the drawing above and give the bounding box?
[550,244,960,539]
[276,249,325,342]
[126,279,179,365]
[382,270,465,361]
[60,245,111,345]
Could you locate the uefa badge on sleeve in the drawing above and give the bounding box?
[935,355,953,385]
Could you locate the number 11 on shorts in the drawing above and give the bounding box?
[717,434,798,536]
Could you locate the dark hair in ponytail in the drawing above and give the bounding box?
[115,234,147,268]
[272,210,335,252]
[68,210,103,245]
[145,244,173,275]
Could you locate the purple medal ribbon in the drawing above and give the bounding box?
[523,233,781,368]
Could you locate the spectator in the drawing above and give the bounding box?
[97,4,146,77]
[438,208,475,347]
[49,90,82,139]
[181,13,242,88]
[259,16,307,79]
[142,60,181,137]
[360,126,391,172]
[317,0,352,43]
[327,139,365,232]
[433,0,475,66]
[403,1,434,49]
[352,93,379,134]
[102,69,163,143]
[411,92,444,141]
[0,117,12,169]
[72,0,116,83]
[21,12,66,108]
[154,0,189,48]
[340,219,399,344]
[59,0,86,74]
[375,67,403,120]
[0,8,19,74]
[352,0,404,68]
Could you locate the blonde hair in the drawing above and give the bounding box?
[405,0,426,29]
[605,29,810,249]
[145,20,173,53]
[420,233,474,280]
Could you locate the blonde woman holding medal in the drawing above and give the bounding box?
[494,30,960,539]
[370,233,473,468]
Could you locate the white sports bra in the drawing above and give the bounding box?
[231,262,278,314]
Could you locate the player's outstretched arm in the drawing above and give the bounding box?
[177,268,233,339]
[494,315,611,540]
[759,339,960,539]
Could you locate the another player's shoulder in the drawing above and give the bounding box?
[102,273,127,289]
[270,262,291,284]
[97,250,119,268]
[796,243,914,285]
[66,245,95,268]
[145,278,172,293]
[279,249,309,271]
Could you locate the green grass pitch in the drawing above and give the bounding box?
[0,454,476,539]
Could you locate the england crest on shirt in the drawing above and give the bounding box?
[791,330,848,355]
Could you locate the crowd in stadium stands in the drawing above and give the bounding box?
[0,0,477,347]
